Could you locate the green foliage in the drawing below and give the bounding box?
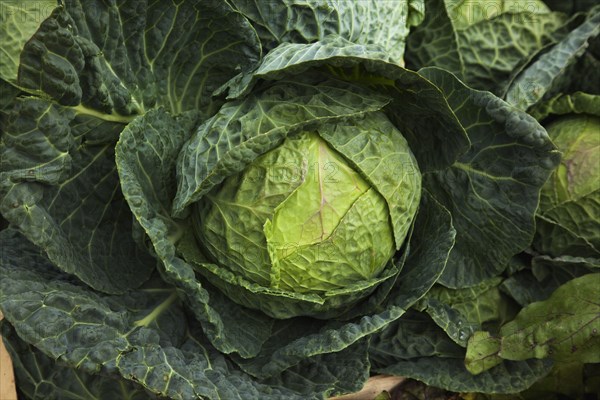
[406,0,568,94]
[0,0,598,399]
[465,274,600,374]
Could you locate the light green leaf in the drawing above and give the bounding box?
[522,361,594,399]
[228,191,454,378]
[466,273,600,374]
[535,112,600,258]
[0,0,56,84]
[263,133,393,293]
[317,112,421,250]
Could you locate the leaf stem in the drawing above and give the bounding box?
[133,292,179,327]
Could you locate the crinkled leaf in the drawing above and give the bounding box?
[1,321,157,400]
[0,229,322,400]
[372,311,552,394]
[173,79,391,216]
[405,0,462,75]
[228,0,424,62]
[261,339,372,398]
[0,98,154,293]
[0,0,56,84]
[116,108,274,358]
[418,278,515,347]
[406,0,567,93]
[466,273,600,374]
[455,11,567,94]
[218,37,471,173]
[369,311,465,365]
[376,357,552,394]
[221,44,559,292]
[535,111,600,258]
[530,91,600,121]
[317,112,421,250]
[418,66,559,287]
[11,0,261,118]
[218,35,395,99]
[505,7,600,111]
[228,191,454,379]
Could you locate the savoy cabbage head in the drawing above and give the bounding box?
[0,1,597,399]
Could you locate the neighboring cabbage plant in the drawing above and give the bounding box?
[458,12,600,398]
[536,105,600,258]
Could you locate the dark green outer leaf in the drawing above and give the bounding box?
[419,67,560,288]
[530,91,600,120]
[1,322,157,400]
[505,6,600,111]
[455,11,567,94]
[500,257,596,308]
[118,98,454,375]
[0,0,56,84]
[369,311,465,365]
[12,0,261,118]
[0,229,318,400]
[371,313,552,394]
[543,0,598,15]
[417,277,515,347]
[0,79,22,111]
[218,35,395,99]
[405,0,462,76]
[0,98,154,293]
[178,231,400,320]
[116,108,274,359]
[376,357,552,394]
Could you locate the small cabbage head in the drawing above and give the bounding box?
[536,114,600,258]
[188,112,421,318]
